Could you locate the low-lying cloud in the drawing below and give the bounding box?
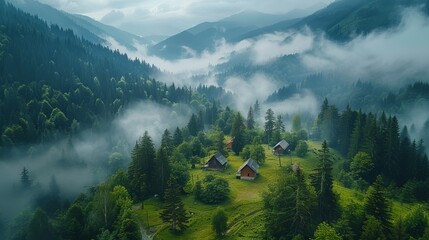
[0,101,190,224]
[301,8,429,88]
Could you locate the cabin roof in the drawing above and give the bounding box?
[211,152,228,165]
[273,139,289,150]
[238,158,259,173]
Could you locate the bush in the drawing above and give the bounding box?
[212,208,228,237]
[195,175,230,204]
[295,141,308,157]
[404,205,428,239]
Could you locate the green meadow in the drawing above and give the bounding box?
[134,141,420,239]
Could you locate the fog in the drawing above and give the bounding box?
[301,8,429,88]
[0,101,190,225]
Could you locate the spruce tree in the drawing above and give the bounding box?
[348,111,364,160]
[155,147,170,199]
[310,140,339,222]
[272,115,285,144]
[384,117,400,183]
[253,100,261,119]
[360,216,386,240]
[292,114,302,132]
[264,108,275,144]
[160,179,190,233]
[263,168,317,239]
[127,131,156,200]
[364,176,392,235]
[187,114,199,136]
[231,112,245,155]
[161,129,174,153]
[338,105,356,156]
[247,106,255,129]
[26,208,55,240]
[398,126,412,185]
[173,127,183,147]
[21,167,32,189]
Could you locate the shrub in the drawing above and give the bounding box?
[195,175,230,204]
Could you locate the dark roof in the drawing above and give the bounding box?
[212,152,228,165]
[238,158,259,173]
[273,140,289,150]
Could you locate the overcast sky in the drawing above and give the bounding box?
[38,0,331,37]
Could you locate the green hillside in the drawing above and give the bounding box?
[135,141,419,239]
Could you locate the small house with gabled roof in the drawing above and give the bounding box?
[203,152,228,170]
[236,158,259,180]
[273,139,289,154]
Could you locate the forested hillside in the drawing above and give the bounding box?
[1,0,429,239]
[7,97,429,239]
[0,0,193,150]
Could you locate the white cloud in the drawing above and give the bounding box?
[224,73,277,113]
[301,8,429,87]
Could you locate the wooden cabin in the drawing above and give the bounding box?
[236,158,259,180]
[203,152,228,170]
[273,139,289,155]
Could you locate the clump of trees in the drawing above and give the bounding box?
[195,175,230,204]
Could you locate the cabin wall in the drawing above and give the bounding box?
[274,146,284,154]
[240,165,256,179]
[208,157,223,169]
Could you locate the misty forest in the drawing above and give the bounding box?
[1,0,429,239]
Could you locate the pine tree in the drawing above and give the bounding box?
[310,141,339,222]
[263,168,317,239]
[21,167,32,189]
[246,106,255,129]
[26,208,55,240]
[338,105,356,156]
[155,147,170,199]
[160,179,190,233]
[292,114,302,132]
[384,117,400,183]
[63,204,85,240]
[272,115,285,144]
[361,113,377,158]
[364,176,392,235]
[317,99,339,147]
[264,108,275,144]
[161,129,174,153]
[118,210,140,240]
[360,216,386,240]
[398,126,412,185]
[231,112,245,155]
[127,131,156,200]
[187,114,199,136]
[253,100,261,120]
[348,111,364,160]
[173,127,183,147]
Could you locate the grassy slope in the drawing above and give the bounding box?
[134,141,421,239]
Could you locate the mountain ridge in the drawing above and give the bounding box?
[8,0,148,51]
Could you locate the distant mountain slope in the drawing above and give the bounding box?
[240,0,429,41]
[0,1,193,148]
[149,7,323,60]
[8,0,148,50]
